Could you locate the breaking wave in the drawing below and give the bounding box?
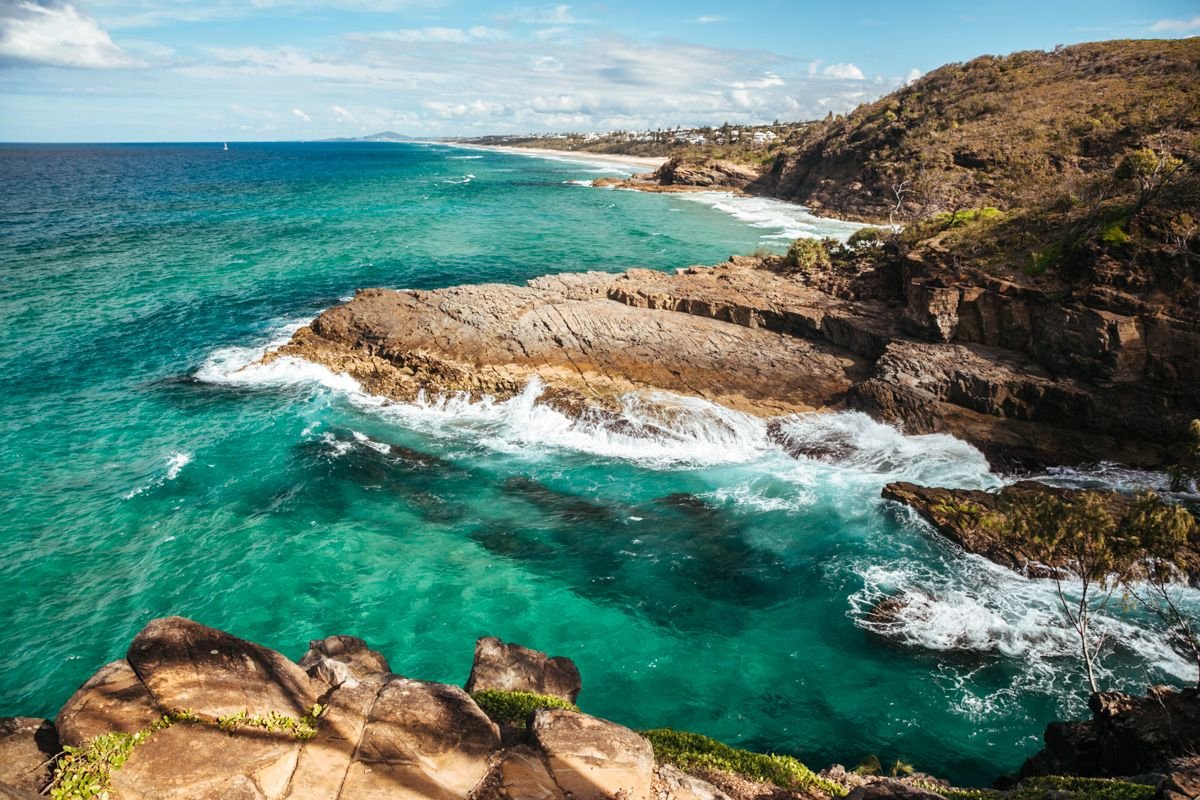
[124,450,193,499]
[677,192,865,242]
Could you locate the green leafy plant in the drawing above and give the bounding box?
[49,711,193,800]
[216,703,325,740]
[641,728,847,797]
[470,689,578,728]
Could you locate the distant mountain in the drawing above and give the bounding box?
[320,131,416,143]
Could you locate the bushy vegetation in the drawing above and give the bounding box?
[942,775,1155,799]
[1170,419,1200,492]
[470,689,578,728]
[642,728,847,797]
[785,237,835,272]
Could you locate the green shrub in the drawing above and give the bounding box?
[932,207,1003,229]
[1100,222,1130,246]
[50,712,190,800]
[785,237,834,272]
[471,689,578,728]
[641,728,847,797]
[1027,240,1063,275]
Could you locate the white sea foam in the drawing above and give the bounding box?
[124,450,193,499]
[563,179,594,187]
[677,192,864,242]
[848,553,1199,694]
[447,155,483,160]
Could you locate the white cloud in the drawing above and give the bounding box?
[292,107,311,122]
[1150,16,1200,32]
[822,62,865,80]
[357,26,504,44]
[0,1,141,68]
[330,104,354,122]
[695,16,723,24]
[904,67,921,85]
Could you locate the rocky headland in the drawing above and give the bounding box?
[4,616,1193,800]
[270,246,1198,470]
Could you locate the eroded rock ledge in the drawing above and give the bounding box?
[270,255,1199,469]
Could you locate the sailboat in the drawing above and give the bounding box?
[223,142,228,151]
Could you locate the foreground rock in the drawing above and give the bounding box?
[881,481,1200,582]
[271,254,1198,469]
[0,717,58,793]
[465,636,582,703]
[1021,686,1200,781]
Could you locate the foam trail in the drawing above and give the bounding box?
[677,192,864,242]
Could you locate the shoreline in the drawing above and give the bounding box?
[445,142,667,173]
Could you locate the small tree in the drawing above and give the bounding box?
[1115,145,1184,212]
[1004,492,1137,694]
[1169,419,1200,493]
[1122,491,1200,686]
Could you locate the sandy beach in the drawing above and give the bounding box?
[449,142,667,173]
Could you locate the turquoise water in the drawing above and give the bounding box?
[0,142,1191,785]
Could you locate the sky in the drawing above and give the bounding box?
[0,0,1197,142]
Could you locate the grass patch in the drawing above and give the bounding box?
[1099,222,1131,246]
[470,689,578,728]
[642,728,847,797]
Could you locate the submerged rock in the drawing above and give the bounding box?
[465,636,582,703]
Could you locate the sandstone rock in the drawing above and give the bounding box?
[845,779,946,799]
[110,722,301,800]
[298,635,391,688]
[339,677,501,799]
[283,675,387,800]
[493,744,565,800]
[0,784,41,800]
[465,637,582,703]
[652,764,734,800]
[0,718,58,793]
[126,616,322,721]
[55,659,161,747]
[531,708,654,800]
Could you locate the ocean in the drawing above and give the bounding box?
[0,141,1190,785]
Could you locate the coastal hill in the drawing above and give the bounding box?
[753,37,1200,221]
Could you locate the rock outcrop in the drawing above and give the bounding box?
[14,616,758,800]
[271,255,1198,469]
[881,481,1200,582]
[1020,686,1200,781]
[465,637,582,703]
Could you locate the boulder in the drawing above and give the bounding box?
[846,780,947,799]
[493,744,565,800]
[282,675,387,800]
[652,764,734,800]
[110,723,301,800]
[465,637,582,703]
[1021,686,1200,779]
[339,678,501,799]
[55,659,161,747]
[126,616,322,720]
[298,635,391,689]
[531,708,654,800]
[0,717,58,793]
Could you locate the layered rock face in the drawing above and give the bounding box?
[272,255,1198,468]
